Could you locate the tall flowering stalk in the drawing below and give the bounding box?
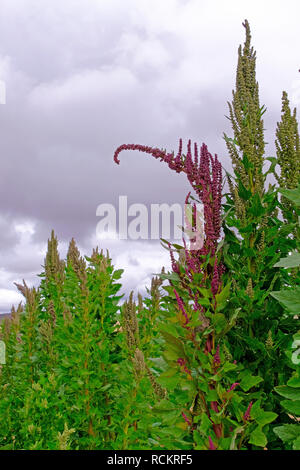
[224,19,265,199]
[222,20,300,441]
[115,139,222,254]
[275,90,300,242]
[114,139,260,449]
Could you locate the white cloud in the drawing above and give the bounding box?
[88,231,171,296]
[0,220,46,312]
[28,66,138,111]
[0,288,23,312]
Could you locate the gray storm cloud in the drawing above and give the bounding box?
[0,0,299,311]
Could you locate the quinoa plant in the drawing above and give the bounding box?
[275,92,300,228]
[114,139,277,449]
[270,184,300,449]
[221,19,300,448]
[114,288,166,450]
[0,235,140,449]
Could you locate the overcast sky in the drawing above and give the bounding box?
[0,0,299,312]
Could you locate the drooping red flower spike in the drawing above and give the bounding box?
[114,139,222,256]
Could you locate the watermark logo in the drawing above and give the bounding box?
[0,80,6,105]
[96,196,204,250]
[291,339,300,365]
[0,340,6,365]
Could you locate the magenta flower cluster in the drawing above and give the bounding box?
[114,139,246,449]
[114,139,222,256]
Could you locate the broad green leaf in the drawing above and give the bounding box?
[275,385,300,400]
[239,223,255,234]
[192,430,202,446]
[249,426,267,447]
[193,293,210,307]
[271,287,300,314]
[163,349,181,361]
[215,282,231,311]
[206,389,219,402]
[222,362,238,373]
[250,401,277,426]
[248,193,265,217]
[228,308,241,327]
[239,373,263,392]
[238,181,252,201]
[274,251,300,268]
[152,399,178,414]
[279,185,300,206]
[211,313,227,334]
[273,424,300,442]
[254,411,277,426]
[112,269,124,279]
[281,400,300,416]
[160,331,184,353]
[241,154,254,171]
[199,413,212,435]
[159,272,181,282]
[293,436,300,450]
[196,287,211,298]
[288,375,300,388]
[158,367,178,380]
[158,373,180,389]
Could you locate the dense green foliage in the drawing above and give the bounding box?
[0,19,299,450]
